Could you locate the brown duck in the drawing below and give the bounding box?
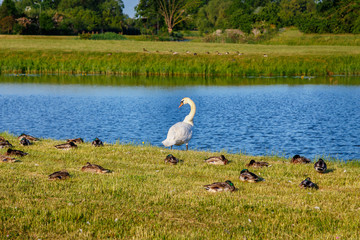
[314,158,327,173]
[204,180,236,192]
[0,154,19,163]
[291,154,311,164]
[6,148,28,157]
[66,138,84,144]
[205,155,228,165]
[49,170,70,180]
[246,159,269,168]
[19,138,31,146]
[164,154,179,165]
[91,138,103,147]
[18,133,39,141]
[0,140,13,148]
[299,177,318,189]
[239,169,261,183]
[55,141,77,150]
[81,162,111,173]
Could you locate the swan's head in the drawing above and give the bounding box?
[178,97,192,108]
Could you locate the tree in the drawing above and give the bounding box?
[0,15,15,33]
[0,0,17,19]
[135,0,161,34]
[195,0,232,33]
[156,0,200,33]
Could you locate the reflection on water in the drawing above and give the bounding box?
[0,74,359,160]
[1,73,360,86]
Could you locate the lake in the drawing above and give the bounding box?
[0,74,359,160]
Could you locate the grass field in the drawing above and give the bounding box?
[264,28,360,46]
[1,132,360,239]
[0,33,360,76]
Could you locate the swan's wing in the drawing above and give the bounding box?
[162,122,193,147]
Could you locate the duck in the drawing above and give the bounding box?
[0,154,19,163]
[162,97,196,151]
[0,140,13,148]
[48,170,70,180]
[19,138,31,146]
[164,154,179,165]
[239,169,261,183]
[81,162,111,173]
[291,154,311,164]
[314,158,327,173]
[6,148,28,157]
[66,138,84,144]
[246,159,269,168]
[299,177,318,189]
[204,180,236,192]
[18,133,39,141]
[205,155,228,165]
[0,136,6,141]
[55,141,77,150]
[91,138,103,147]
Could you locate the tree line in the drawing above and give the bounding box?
[0,0,359,35]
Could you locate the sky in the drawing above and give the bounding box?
[123,0,139,18]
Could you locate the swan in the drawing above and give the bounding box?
[162,97,196,150]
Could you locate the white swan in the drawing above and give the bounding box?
[162,97,196,150]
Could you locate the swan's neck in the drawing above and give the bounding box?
[183,99,196,126]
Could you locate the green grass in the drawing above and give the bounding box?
[263,27,360,46]
[0,34,360,76]
[1,132,360,239]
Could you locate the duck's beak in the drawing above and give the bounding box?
[178,102,184,108]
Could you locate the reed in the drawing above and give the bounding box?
[0,132,359,239]
[0,50,359,76]
[1,34,360,76]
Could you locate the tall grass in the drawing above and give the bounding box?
[0,34,359,76]
[0,50,359,76]
[0,132,360,239]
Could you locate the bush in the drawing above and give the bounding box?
[78,32,92,40]
[90,32,126,40]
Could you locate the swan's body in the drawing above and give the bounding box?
[162,97,196,150]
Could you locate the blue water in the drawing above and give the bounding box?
[0,77,359,160]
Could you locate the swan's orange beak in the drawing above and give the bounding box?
[178,102,184,108]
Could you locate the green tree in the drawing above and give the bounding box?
[135,0,162,34]
[0,0,17,18]
[278,0,316,26]
[195,0,232,33]
[99,0,124,32]
[156,0,200,33]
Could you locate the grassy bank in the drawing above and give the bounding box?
[1,133,360,239]
[0,35,360,76]
[263,28,360,46]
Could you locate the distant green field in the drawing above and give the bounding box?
[0,33,359,76]
[264,28,360,46]
[1,132,360,239]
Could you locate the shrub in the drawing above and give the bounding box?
[90,32,126,40]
